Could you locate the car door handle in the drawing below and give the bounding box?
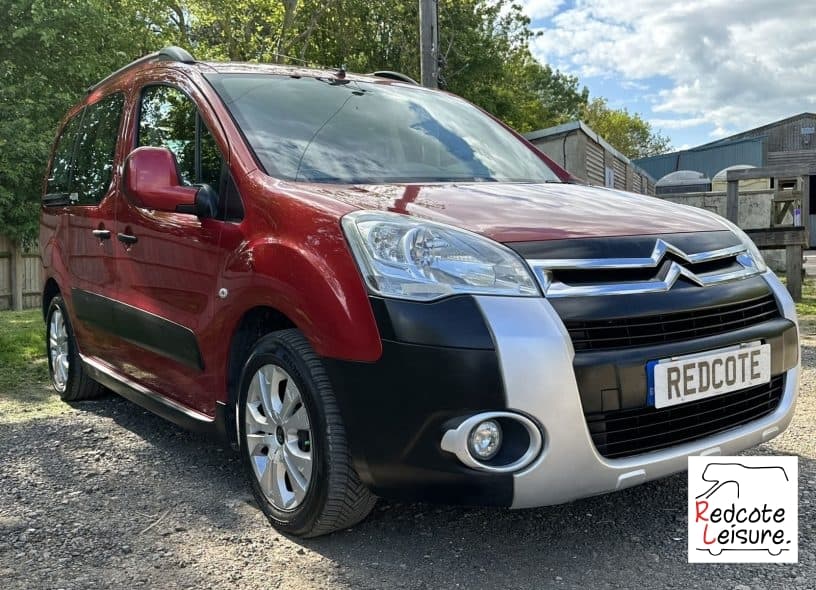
[92,229,111,240]
[117,232,138,245]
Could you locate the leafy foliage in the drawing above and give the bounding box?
[0,0,669,243]
[0,0,159,245]
[582,97,671,160]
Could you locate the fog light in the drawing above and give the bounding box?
[468,420,502,461]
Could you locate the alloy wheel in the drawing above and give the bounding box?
[245,364,314,511]
[48,308,69,393]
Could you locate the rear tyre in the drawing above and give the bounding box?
[238,329,376,537]
[46,296,105,402]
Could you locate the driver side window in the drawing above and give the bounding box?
[138,85,224,196]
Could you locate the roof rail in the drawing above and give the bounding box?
[158,46,195,64]
[370,70,419,85]
[87,46,196,94]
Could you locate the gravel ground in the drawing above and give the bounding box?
[0,335,813,589]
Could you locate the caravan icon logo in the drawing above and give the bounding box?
[688,456,798,563]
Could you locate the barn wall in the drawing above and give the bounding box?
[767,149,816,167]
[585,139,605,186]
[635,138,766,181]
[528,134,587,181]
[727,114,816,152]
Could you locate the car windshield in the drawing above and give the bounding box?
[204,73,561,184]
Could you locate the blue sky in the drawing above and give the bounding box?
[519,0,816,151]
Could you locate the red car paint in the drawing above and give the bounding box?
[40,60,722,419]
[282,180,724,243]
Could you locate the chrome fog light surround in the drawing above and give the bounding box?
[441,411,543,473]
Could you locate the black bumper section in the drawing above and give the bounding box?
[323,296,514,506]
[548,277,799,413]
[573,318,798,414]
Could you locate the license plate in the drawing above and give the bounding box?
[648,342,771,409]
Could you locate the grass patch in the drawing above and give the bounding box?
[798,279,816,337]
[797,279,816,316]
[0,309,70,423]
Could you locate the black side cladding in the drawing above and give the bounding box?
[72,288,204,370]
[323,295,514,506]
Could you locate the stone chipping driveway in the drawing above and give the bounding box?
[0,335,814,590]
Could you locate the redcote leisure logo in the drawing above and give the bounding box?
[688,456,798,563]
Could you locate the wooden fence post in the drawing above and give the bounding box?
[726,179,739,223]
[11,241,24,311]
[786,244,803,302]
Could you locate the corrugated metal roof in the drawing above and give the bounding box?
[696,112,816,148]
[634,136,765,181]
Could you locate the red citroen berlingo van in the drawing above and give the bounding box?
[40,47,800,537]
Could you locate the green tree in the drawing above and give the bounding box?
[157,0,588,131]
[0,0,663,243]
[581,97,671,160]
[436,1,588,132]
[0,0,162,244]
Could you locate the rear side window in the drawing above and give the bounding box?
[44,113,83,204]
[72,93,125,205]
[44,92,124,206]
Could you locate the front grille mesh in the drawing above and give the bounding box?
[586,375,784,459]
[566,294,780,352]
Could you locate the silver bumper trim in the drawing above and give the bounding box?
[474,269,800,509]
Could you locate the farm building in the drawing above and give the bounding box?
[635,112,816,183]
[524,121,656,195]
[635,112,816,246]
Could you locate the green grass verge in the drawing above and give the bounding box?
[797,279,816,316]
[0,309,70,423]
[798,279,816,336]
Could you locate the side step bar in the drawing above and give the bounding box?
[81,356,231,442]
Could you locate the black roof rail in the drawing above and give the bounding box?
[87,46,196,94]
[159,46,195,64]
[370,71,419,85]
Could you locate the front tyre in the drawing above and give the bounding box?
[238,330,376,537]
[46,296,105,401]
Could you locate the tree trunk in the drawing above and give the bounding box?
[275,0,299,63]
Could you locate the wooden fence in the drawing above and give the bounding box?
[0,235,42,311]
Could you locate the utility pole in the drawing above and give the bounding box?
[419,0,439,88]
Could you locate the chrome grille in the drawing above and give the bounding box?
[526,239,763,298]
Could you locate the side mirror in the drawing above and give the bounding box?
[123,147,216,219]
[176,183,218,219]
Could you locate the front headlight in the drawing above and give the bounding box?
[717,217,768,273]
[341,211,539,301]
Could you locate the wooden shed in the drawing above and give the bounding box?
[524,121,655,195]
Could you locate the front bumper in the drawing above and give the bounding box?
[475,270,799,508]
[324,271,799,508]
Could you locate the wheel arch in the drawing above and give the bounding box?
[42,277,61,320]
[221,305,298,446]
